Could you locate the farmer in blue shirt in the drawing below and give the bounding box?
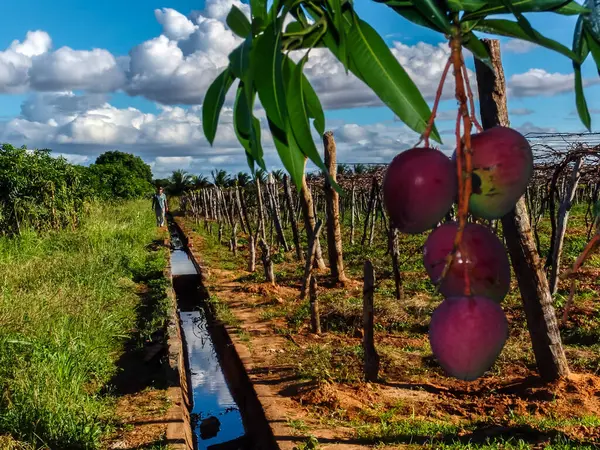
[152,186,168,227]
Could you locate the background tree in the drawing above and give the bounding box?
[90,151,154,200]
[191,174,212,189]
[153,177,171,189]
[236,172,252,187]
[211,169,231,188]
[168,169,194,196]
[353,164,366,175]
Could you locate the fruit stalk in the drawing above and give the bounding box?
[461,63,483,133]
[437,34,474,296]
[420,56,452,148]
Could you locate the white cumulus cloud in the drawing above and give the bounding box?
[503,39,538,54]
[508,69,600,98]
[29,47,126,92]
[155,8,197,41]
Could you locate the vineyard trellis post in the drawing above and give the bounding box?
[300,159,327,270]
[363,260,379,382]
[283,174,303,260]
[474,38,570,381]
[549,156,584,295]
[323,131,347,284]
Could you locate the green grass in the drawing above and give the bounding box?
[0,200,166,449]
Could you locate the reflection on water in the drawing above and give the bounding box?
[180,309,245,449]
[168,221,246,449]
[171,249,197,276]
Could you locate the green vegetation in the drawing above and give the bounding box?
[89,150,155,200]
[0,200,167,448]
[0,145,156,237]
[0,144,92,235]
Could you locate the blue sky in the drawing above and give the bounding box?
[0,0,598,177]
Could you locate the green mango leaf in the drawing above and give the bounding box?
[574,13,590,60]
[245,152,256,174]
[345,14,441,143]
[463,0,589,20]
[573,15,592,131]
[413,0,453,34]
[551,0,590,15]
[283,57,327,135]
[303,3,439,140]
[252,24,288,131]
[327,0,349,71]
[575,63,592,131]
[447,0,486,12]
[268,118,305,191]
[583,0,600,40]
[226,5,252,38]
[282,17,328,51]
[250,115,266,170]
[499,0,538,40]
[234,84,252,137]
[463,31,494,71]
[229,37,252,79]
[250,0,267,21]
[284,55,342,194]
[372,0,412,5]
[474,19,579,62]
[285,21,305,34]
[585,27,600,72]
[252,17,266,35]
[233,82,267,171]
[389,6,442,32]
[202,68,236,145]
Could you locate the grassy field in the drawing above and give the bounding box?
[178,201,600,449]
[0,200,169,449]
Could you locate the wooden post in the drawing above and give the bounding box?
[239,188,252,235]
[256,178,267,242]
[474,38,569,381]
[267,173,290,251]
[248,234,256,273]
[323,131,347,283]
[350,182,356,245]
[231,222,238,256]
[362,260,379,382]
[258,238,275,285]
[362,178,377,246]
[283,175,303,261]
[390,227,404,300]
[369,185,379,247]
[300,158,327,270]
[309,274,321,334]
[549,156,583,294]
[235,185,248,234]
[300,220,324,299]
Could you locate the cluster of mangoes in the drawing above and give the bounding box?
[382,126,533,381]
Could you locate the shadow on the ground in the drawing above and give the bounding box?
[274,423,598,448]
[102,239,171,396]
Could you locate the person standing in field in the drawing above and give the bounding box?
[152,186,168,227]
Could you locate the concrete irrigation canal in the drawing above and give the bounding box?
[167,218,277,450]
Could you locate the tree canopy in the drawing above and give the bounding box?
[89,150,154,199]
